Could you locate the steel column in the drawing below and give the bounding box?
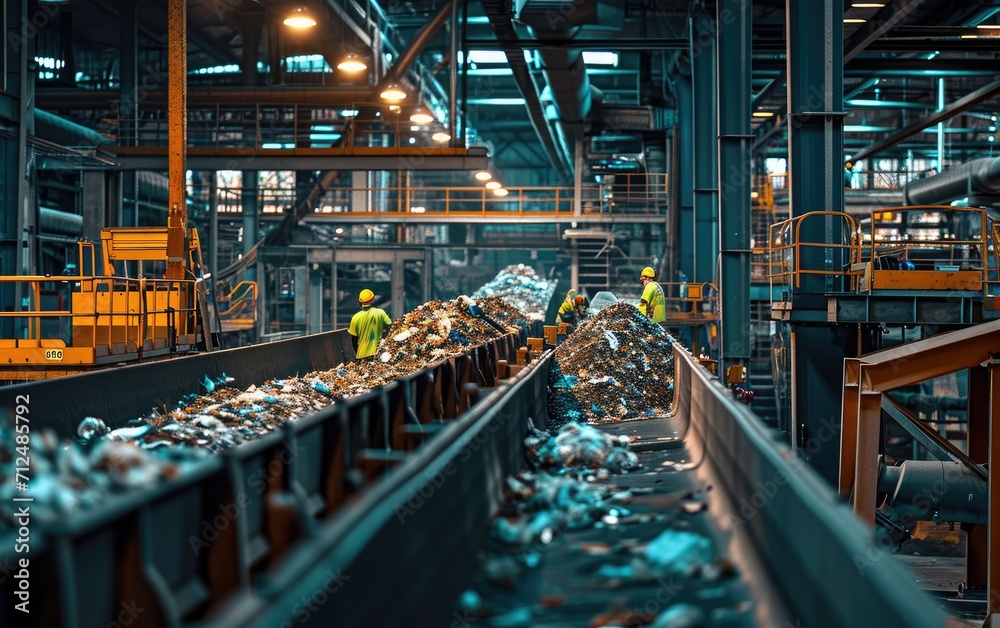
[990,362,1000,618]
[786,0,846,485]
[164,0,188,280]
[242,172,258,281]
[853,388,882,527]
[717,0,752,372]
[676,75,694,282]
[936,78,945,169]
[690,9,718,286]
[118,0,138,227]
[208,173,219,278]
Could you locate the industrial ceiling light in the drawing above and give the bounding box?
[843,18,867,23]
[284,7,317,29]
[409,106,435,125]
[851,3,885,7]
[492,188,509,197]
[380,83,407,101]
[474,170,492,181]
[337,54,368,72]
[485,180,502,190]
[752,111,775,118]
[432,131,451,143]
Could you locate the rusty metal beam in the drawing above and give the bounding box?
[840,358,861,497]
[989,362,1000,617]
[858,319,1000,391]
[852,389,882,527]
[164,0,187,280]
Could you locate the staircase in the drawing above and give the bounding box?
[748,300,778,427]
[575,235,611,295]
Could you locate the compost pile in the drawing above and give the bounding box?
[551,302,674,422]
[472,264,555,321]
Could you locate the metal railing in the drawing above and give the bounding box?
[0,274,197,360]
[768,206,992,294]
[189,174,670,219]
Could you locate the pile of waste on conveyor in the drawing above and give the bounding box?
[472,264,555,322]
[456,418,736,626]
[550,302,674,422]
[0,296,528,522]
[475,295,533,329]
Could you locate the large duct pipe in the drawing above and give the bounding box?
[903,157,1000,205]
[878,460,988,524]
[516,0,617,171]
[35,109,112,147]
[40,207,83,237]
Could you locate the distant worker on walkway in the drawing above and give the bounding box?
[557,289,578,325]
[349,288,392,360]
[574,294,589,322]
[639,267,666,323]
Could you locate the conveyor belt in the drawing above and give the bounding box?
[0,336,952,626]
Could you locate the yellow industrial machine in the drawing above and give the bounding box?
[0,226,213,381]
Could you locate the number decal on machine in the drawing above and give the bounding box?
[44,349,63,361]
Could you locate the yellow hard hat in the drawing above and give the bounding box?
[641,267,656,278]
[359,288,375,305]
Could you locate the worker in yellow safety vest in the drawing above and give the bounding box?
[348,288,392,360]
[556,289,578,325]
[638,267,666,323]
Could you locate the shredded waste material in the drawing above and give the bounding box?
[0,294,531,523]
[551,302,675,422]
[472,264,555,322]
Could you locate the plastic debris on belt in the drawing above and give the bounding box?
[0,296,529,523]
[455,418,642,626]
[472,264,555,322]
[551,301,674,422]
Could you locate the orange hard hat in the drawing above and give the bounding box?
[574,295,585,306]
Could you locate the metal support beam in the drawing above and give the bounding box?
[851,77,1000,164]
[119,0,138,227]
[843,0,932,63]
[676,75,694,280]
[208,174,219,278]
[786,0,846,484]
[717,0,752,373]
[989,361,1000,618]
[164,0,187,280]
[690,9,718,286]
[243,172,258,282]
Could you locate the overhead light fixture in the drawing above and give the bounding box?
[851,3,885,7]
[380,83,407,101]
[752,111,775,118]
[977,23,1000,30]
[337,54,367,72]
[492,188,509,197]
[961,33,979,39]
[485,181,502,190]
[582,51,619,67]
[409,107,435,125]
[432,131,451,143]
[284,7,317,29]
[474,170,492,181]
[410,205,426,213]
[388,104,401,112]
[843,18,867,23]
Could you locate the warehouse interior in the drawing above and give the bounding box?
[3,0,1000,625]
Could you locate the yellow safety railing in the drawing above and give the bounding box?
[768,206,991,295]
[660,281,719,321]
[768,211,861,290]
[217,280,258,324]
[0,274,198,363]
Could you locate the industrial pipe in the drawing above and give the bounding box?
[878,459,988,524]
[902,157,1000,205]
